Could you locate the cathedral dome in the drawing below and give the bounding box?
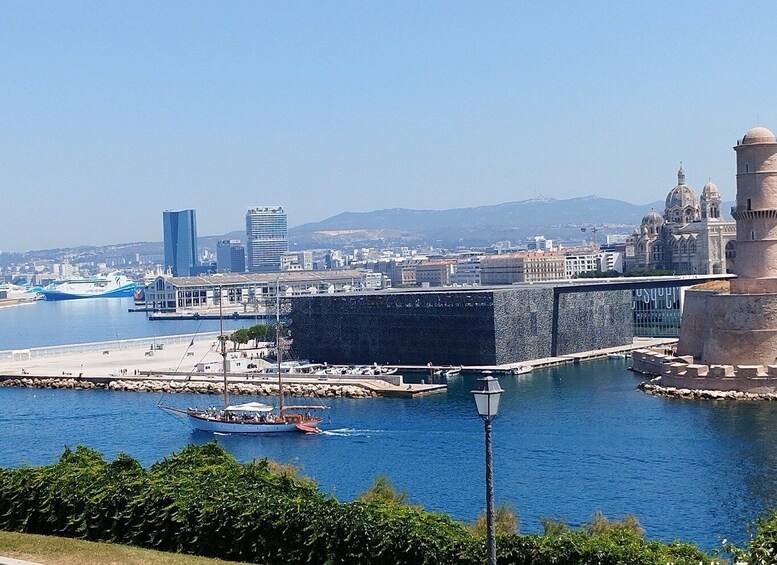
[741,126,776,145]
[641,209,663,237]
[665,184,698,211]
[642,210,664,225]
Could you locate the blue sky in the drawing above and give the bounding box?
[1,1,775,250]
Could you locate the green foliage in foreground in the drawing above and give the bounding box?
[0,443,715,564]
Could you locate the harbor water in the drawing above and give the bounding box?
[1,299,777,549]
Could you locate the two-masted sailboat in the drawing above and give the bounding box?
[159,286,327,434]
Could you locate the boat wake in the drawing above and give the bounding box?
[321,427,384,437]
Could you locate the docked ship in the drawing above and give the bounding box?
[41,273,136,300]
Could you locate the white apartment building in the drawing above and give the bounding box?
[564,253,601,279]
[449,256,481,285]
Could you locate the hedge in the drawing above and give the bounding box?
[0,443,716,564]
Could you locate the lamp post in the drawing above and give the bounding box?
[471,372,504,565]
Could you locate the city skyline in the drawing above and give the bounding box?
[3,2,777,250]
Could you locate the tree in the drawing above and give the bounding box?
[229,328,251,350]
[247,324,271,347]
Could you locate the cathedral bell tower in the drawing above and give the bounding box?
[700,181,721,221]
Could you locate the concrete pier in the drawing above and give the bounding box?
[385,337,676,375]
[0,337,445,399]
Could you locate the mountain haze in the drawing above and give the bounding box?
[1,197,734,261]
[295,196,660,232]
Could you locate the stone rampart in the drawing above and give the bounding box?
[632,349,777,394]
[678,288,777,366]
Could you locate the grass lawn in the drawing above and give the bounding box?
[0,530,251,565]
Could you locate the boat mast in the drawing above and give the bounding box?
[220,286,228,410]
[276,278,284,415]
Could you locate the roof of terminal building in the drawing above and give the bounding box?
[161,269,368,288]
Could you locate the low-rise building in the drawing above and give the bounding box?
[415,260,456,287]
[145,269,382,312]
[480,252,566,284]
[564,253,601,279]
[449,256,482,285]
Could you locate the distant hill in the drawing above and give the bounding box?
[288,196,735,248]
[0,197,735,262]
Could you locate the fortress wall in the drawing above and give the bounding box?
[679,289,777,365]
[677,290,717,360]
[658,374,777,394]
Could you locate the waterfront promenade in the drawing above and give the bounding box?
[0,336,446,398]
[0,336,674,399]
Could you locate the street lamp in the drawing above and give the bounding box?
[471,372,504,565]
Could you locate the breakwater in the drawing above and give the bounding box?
[0,376,376,398]
[638,381,777,401]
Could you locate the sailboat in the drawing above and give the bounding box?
[159,285,328,434]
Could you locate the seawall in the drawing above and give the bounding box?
[632,349,777,397]
[0,376,377,398]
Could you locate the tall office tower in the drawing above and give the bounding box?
[246,206,288,272]
[216,239,246,273]
[163,209,199,277]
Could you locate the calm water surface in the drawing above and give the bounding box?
[1,300,776,549]
[0,298,246,349]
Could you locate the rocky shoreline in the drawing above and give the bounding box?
[638,381,777,401]
[0,377,377,398]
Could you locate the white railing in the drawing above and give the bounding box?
[0,332,223,362]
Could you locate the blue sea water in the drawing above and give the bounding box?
[0,298,247,350]
[1,299,777,550]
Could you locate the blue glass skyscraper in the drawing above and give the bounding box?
[163,209,199,277]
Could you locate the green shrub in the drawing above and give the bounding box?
[470,502,520,536]
[0,443,714,564]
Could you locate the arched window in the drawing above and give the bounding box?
[725,240,736,260]
[651,243,664,261]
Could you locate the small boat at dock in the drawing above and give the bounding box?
[608,352,630,359]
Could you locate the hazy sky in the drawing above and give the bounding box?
[2,1,776,251]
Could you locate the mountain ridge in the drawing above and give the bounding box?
[0,196,733,261]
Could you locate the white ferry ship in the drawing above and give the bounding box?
[41,273,136,301]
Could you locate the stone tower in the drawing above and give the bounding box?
[731,126,777,293]
[677,126,777,366]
